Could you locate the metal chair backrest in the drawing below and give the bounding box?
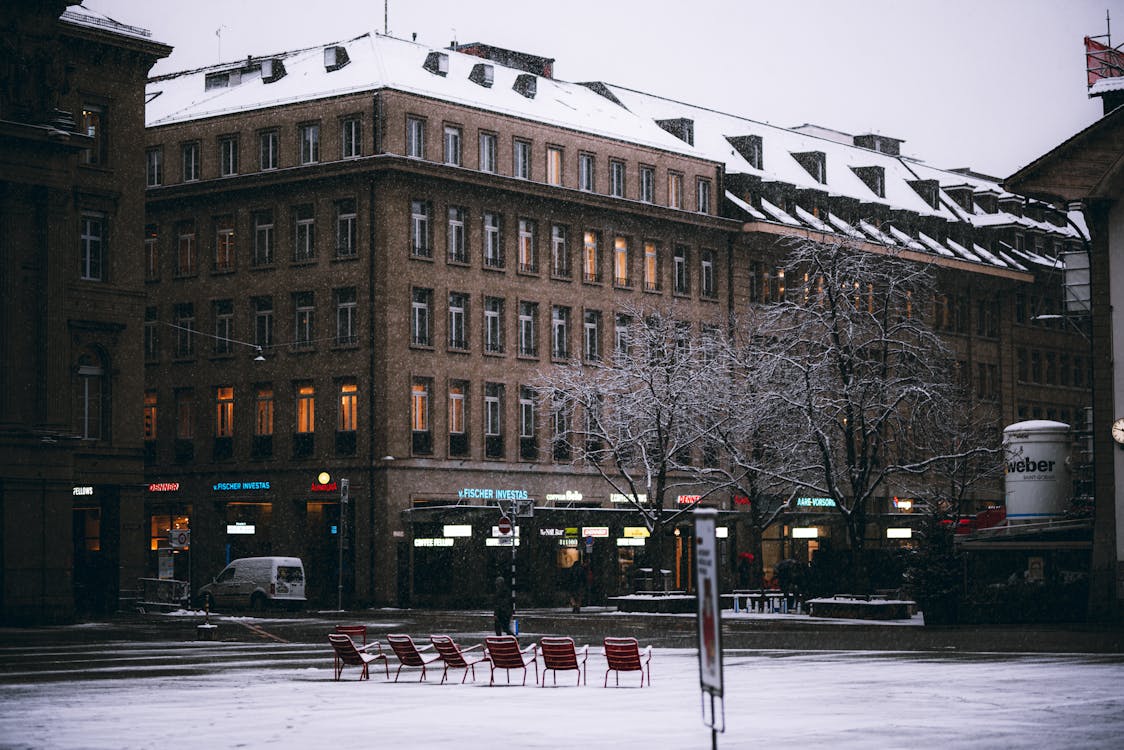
[431,635,467,666]
[603,637,642,670]
[328,633,365,666]
[483,636,526,669]
[335,625,367,645]
[539,637,579,670]
[387,634,426,666]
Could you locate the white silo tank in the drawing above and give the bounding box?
[1003,420,1072,523]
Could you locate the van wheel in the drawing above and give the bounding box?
[250,593,267,613]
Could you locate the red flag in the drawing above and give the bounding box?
[1086,36,1124,88]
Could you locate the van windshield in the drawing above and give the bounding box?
[277,566,303,583]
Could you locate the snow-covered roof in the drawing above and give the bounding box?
[145,33,704,159]
[60,4,156,42]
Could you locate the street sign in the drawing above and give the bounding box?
[694,508,725,737]
[497,516,513,536]
[584,535,593,553]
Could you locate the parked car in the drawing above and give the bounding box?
[196,557,306,612]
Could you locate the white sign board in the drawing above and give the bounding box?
[694,508,723,697]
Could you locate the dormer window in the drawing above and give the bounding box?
[261,58,287,83]
[324,46,350,72]
[851,166,885,198]
[424,51,449,76]
[791,151,826,184]
[944,185,975,213]
[205,70,240,90]
[470,63,494,87]
[656,118,694,146]
[727,135,763,170]
[908,179,940,209]
[513,73,537,98]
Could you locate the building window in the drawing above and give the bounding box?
[219,136,238,176]
[518,302,538,357]
[259,129,279,170]
[673,245,690,294]
[514,138,531,179]
[697,178,712,213]
[175,390,195,446]
[406,116,425,158]
[144,224,159,280]
[75,351,105,440]
[552,395,572,461]
[644,240,659,291]
[609,159,625,198]
[449,381,468,456]
[254,297,273,350]
[668,171,683,209]
[447,206,467,263]
[485,382,504,458]
[176,224,196,276]
[546,146,562,186]
[214,215,235,271]
[339,382,358,432]
[174,303,195,358]
[519,385,536,459]
[341,117,361,159]
[584,310,601,361]
[293,291,314,350]
[448,292,468,350]
[215,386,234,437]
[336,198,357,257]
[213,299,234,355]
[411,287,432,346]
[483,211,503,268]
[639,165,654,203]
[412,379,432,454]
[253,210,274,265]
[518,218,537,273]
[551,224,570,278]
[411,200,431,257]
[294,204,316,261]
[296,383,315,433]
[146,147,163,186]
[300,123,320,164]
[182,141,200,182]
[144,390,157,441]
[255,387,274,437]
[144,307,159,362]
[578,152,595,192]
[700,249,715,298]
[443,125,462,166]
[583,230,601,283]
[551,305,570,359]
[484,296,504,353]
[335,287,357,345]
[479,131,497,172]
[613,236,629,287]
[80,105,106,165]
[80,213,105,281]
[615,313,631,356]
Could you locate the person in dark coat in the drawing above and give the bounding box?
[493,574,514,636]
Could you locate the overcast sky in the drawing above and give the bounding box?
[85,0,1115,178]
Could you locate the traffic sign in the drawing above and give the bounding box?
[497,516,513,535]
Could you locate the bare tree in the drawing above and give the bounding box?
[533,302,731,588]
[733,236,997,592]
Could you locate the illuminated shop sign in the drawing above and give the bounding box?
[72,486,94,496]
[886,528,913,539]
[796,497,836,507]
[415,538,454,547]
[227,523,256,535]
[716,527,729,539]
[486,538,521,547]
[622,527,650,538]
[558,539,578,548]
[539,528,565,537]
[545,491,583,503]
[677,494,701,505]
[148,482,181,492]
[733,495,750,506]
[310,482,339,492]
[792,527,819,538]
[610,493,648,504]
[443,525,472,537]
[616,538,646,547]
[892,497,913,511]
[213,481,271,492]
[581,526,609,538]
[457,487,528,500]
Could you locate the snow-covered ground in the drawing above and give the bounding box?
[2,641,1122,749]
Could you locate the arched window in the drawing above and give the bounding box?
[75,349,107,440]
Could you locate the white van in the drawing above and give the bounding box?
[197,557,306,611]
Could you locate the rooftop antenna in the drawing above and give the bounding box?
[385,0,389,35]
[1090,9,1111,46]
[215,24,227,62]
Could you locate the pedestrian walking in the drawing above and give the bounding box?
[493,575,514,636]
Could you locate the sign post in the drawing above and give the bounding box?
[337,477,349,611]
[694,508,725,746]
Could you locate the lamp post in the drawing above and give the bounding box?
[338,477,349,611]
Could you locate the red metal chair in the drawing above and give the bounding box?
[483,636,539,686]
[430,635,489,684]
[602,636,652,687]
[333,625,369,676]
[386,633,441,682]
[327,633,388,681]
[539,636,588,686]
